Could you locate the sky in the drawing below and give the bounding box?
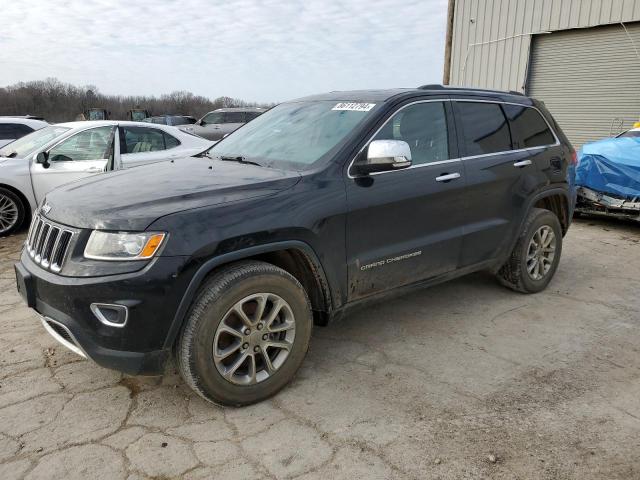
[1,0,449,103]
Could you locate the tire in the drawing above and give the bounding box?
[497,208,563,294]
[177,260,313,406]
[0,187,26,237]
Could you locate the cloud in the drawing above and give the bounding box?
[0,0,448,102]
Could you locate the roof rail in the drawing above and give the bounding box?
[418,84,446,90]
[418,84,527,97]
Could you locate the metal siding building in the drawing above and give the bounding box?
[445,0,640,148]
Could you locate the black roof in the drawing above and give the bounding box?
[293,85,533,105]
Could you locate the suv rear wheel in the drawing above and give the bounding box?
[177,260,312,406]
[497,208,563,293]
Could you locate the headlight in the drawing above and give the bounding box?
[84,231,166,261]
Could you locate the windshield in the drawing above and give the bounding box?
[0,125,70,158]
[618,130,640,138]
[207,100,378,169]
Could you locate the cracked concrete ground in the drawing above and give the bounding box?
[1,217,639,480]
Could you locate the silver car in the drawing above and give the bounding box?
[0,120,213,235]
[179,107,265,140]
[0,117,49,149]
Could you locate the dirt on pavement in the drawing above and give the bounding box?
[0,217,639,480]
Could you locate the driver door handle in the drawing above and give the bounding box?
[85,167,104,173]
[513,160,532,168]
[435,172,461,183]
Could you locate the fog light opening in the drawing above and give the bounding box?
[90,303,129,328]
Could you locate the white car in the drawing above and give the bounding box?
[0,120,213,235]
[0,117,49,149]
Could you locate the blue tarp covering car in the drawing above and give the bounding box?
[576,130,640,221]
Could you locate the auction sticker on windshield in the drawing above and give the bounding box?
[332,103,376,112]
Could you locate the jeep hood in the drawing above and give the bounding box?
[44,157,301,230]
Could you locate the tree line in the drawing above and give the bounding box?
[0,78,270,123]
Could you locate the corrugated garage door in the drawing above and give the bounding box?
[527,22,640,149]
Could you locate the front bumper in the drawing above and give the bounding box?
[15,251,193,375]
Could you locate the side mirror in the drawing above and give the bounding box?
[199,120,206,126]
[36,151,50,169]
[352,140,412,175]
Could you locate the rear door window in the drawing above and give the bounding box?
[224,112,244,123]
[122,127,167,153]
[503,104,556,148]
[457,102,512,156]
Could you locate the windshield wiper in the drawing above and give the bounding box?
[218,155,263,167]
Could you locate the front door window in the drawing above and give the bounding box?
[48,126,113,162]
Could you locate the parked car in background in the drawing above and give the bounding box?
[15,86,576,406]
[0,117,49,149]
[144,115,197,126]
[0,121,212,235]
[615,127,640,138]
[179,107,266,140]
[576,128,640,222]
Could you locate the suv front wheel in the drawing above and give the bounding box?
[177,260,313,406]
[497,208,563,293]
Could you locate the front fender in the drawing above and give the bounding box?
[161,240,331,349]
[0,162,38,213]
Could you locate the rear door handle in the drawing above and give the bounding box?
[435,172,461,183]
[513,160,532,168]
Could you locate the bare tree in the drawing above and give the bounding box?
[0,78,272,122]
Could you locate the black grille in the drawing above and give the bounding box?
[26,213,74,272]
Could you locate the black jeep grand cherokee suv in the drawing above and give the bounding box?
[16,86,576,406]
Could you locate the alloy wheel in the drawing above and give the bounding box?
[213,293,296,385]
[0,193,19,234]
[526,225,556,281]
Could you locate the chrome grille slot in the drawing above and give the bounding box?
[41,227,60,268]
[26,213,74,272]
[51,231,72,272]
[28,218,43,252]
[34,224,50,261]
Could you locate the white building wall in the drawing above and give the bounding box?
[448,0,640,91]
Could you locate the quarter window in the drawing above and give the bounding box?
[503,104,556,148]
[457,102,512,156]
[164,133,180,149]
[245,112,262,121]
[49,127,113,162]
[372,102,450,165]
